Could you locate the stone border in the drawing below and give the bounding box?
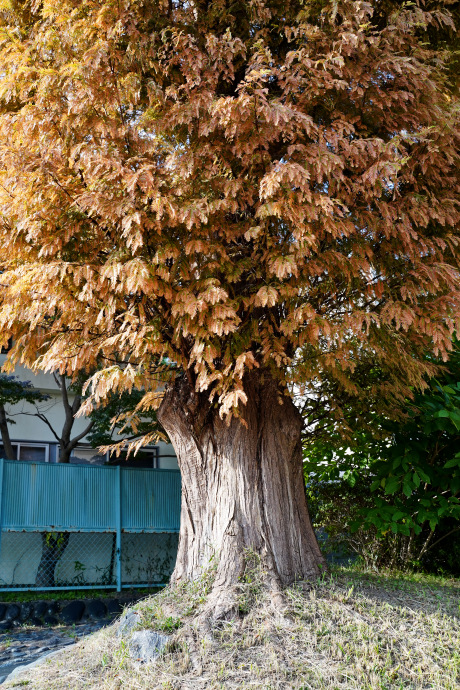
[0,594,143,630]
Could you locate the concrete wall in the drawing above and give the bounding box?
[0,531,179,587]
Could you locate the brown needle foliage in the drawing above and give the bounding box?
[0,0,457,419]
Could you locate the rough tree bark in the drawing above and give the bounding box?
[158,370,326,618]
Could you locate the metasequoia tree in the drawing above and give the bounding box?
[0,0,458,614]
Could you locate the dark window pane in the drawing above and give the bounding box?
[18,445,46,462]
[108,449,156,468]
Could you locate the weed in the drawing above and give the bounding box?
[3,565,459,690]
[237,549,264,614]
[155,615,182,633]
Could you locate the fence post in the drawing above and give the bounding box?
[116,465,122,592]
[0,458,4,564]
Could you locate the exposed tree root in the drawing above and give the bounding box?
[7,568,459,690]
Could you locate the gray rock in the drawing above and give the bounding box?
[107,599,123,615]
[85,599,107,619]
[117,610,141,637]
[46,601,59,616]
[19,603,34,621]
[30,616,44,627]
[44,615,59,626]
[11,649,27,658]
[0,617,112,686]
[34,601,47,618]
[5,604,20,622]
[61,601,85,624]
[128,630,168,664]
[0,604,6,621]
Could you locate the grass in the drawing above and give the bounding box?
[3,565,459,689]
[0,587,163,604]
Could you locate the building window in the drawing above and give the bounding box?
[70,446,108,465]
[0,442,49,462]
[70,445,159,468]
[108,447,159,468]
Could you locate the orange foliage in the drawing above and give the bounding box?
[0,0,458,429]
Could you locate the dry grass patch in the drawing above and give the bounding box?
[5,567,459,690]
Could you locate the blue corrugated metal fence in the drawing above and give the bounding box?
[0,459,181,592]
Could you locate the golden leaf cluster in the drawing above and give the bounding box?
[0,0,457,430]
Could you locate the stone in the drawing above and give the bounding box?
[0,622,12,632]
[46,601,59,616]
[0,604,6,621]
[128,630,168,664]
[117,610,141,637]
[85,599,107,619]
[19,603,34,621]
[34,601,47,618]
[60,601,85,624]
[30,617,44,627]
[107,599,123,615]
[44,615,59,626]
[11,649,27,658]
[5,604,20,622]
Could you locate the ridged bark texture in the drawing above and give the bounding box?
[158,371,325,612]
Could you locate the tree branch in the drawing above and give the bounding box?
[29,411,61,443]
[65,420,95,450]
[422,527,460,555]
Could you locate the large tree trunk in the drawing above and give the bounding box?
[158,370,325,618]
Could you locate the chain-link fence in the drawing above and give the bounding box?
[0,460,181,591]
[0,531,179,590]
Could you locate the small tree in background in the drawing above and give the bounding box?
[0,374,49,459]
[30,373,95,463]
[0,0,458,616]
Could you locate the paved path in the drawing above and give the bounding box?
[0,620,108,684]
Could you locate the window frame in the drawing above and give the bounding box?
[0,441,50,463]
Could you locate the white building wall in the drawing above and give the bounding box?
[0,355,178,468]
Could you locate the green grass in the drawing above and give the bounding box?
[4,565,459,689]
[0,586,163,603]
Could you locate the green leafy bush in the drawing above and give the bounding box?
[305,345,460,574]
